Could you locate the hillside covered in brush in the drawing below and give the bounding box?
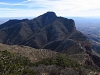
[0,44,100,75]
[0,12,100,75]
[0,12,87,53]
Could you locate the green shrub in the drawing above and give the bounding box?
[0,50,36,75]
[34,53,80,68]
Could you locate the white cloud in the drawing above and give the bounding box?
[0,2,25,6]
[0,8,48,17]
[0,0,100,17]
[0,8,19,11]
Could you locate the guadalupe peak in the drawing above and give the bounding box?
[37,11,57,20]
[43,11,57,17]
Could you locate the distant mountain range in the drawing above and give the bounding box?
[0,19,8,24]
[0,12,100,74]
[74,17,100,54]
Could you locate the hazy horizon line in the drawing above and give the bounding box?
[0,16,100,19]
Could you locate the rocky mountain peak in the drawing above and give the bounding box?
[0,11,100,71]
[42,11,57,18]
[0,12,87,50]
[34,11,57,26]
[0,12,100,74]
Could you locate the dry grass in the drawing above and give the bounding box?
[0,43,57,62]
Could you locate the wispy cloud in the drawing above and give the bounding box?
[0,8,19,11]
[0,0,100,17]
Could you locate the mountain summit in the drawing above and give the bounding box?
[0,11,100,72]
[0,12,90,53]
[40,11,57,19]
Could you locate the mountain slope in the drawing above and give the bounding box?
[73,17,100,54]
[0,43,57,62]
[0,43,100,75]
[0,12,100,69]
[0,12,100,75]
[0,12,88,54]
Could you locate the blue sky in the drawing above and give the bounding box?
[0,0,100,17]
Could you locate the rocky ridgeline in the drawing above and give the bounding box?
[0,43,57,62]
[0,12,100,75]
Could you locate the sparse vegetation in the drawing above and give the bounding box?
[0,50,100,75]
[0,12,100,75]
[0,50,36,75]
[34,53,80,68]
